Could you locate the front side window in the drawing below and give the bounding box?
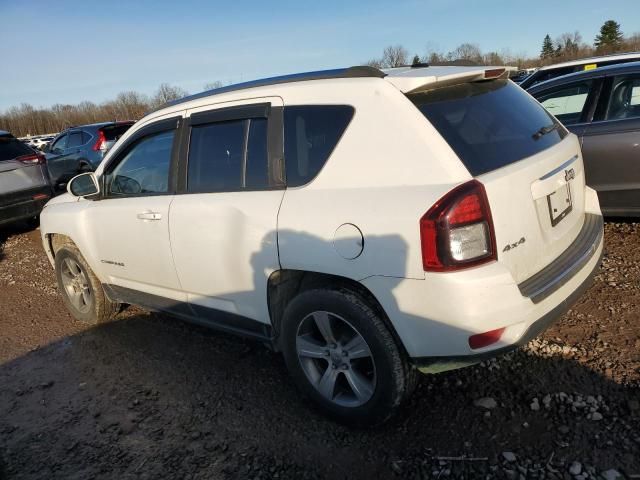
[283,105,354,187]
[107,130,174,195]
[187,117,270,193]
[50,134,67,153]
[605,75,640,120]
[535,80,592,125]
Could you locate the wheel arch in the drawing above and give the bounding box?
[267,269,408,358]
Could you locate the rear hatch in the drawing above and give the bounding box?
[0,135,49,196]
[408,78,587,283]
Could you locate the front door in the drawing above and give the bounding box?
[169,98,285,332]
[85,116,186,309]
[582,73,640,215]
[46,133,72,185]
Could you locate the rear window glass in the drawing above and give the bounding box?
[0,135,34,161]
[410,80,566,176]
[103,124,133,141]
[284,105,354,187]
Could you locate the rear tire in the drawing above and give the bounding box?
[54,245,119,324]
[280,288,417,426]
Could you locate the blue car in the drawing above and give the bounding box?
[46,121,134,187]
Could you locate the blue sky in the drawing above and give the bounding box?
[1,0,637,110]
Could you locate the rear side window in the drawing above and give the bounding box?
[284,105,354,187]
[534,80,592,125]
[605,75,640,120]
[187,118,270,193]
[0,135,33,161]
[410,80,566,176]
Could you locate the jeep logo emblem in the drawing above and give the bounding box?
[565,168,575,182]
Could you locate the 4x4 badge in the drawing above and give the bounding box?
[502,237,526,253]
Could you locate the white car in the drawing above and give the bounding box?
[40,65,604,425]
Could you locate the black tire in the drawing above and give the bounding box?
[281,288,417,426]
[78,162,91,173]
[54,245,119,324]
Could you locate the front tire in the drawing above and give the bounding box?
[54,245,119,324]
[281,288,416,426]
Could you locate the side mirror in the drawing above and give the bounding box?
[67,172,100,198]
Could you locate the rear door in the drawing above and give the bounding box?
[169,98,285,329]
[46,133,71,184]
[581,73,640,215]
[65,130,85,170]
[410,80,588,283]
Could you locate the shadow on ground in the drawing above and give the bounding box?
[0,312,638,479]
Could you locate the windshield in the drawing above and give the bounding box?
[409,80,566,176]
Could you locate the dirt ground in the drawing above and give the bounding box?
[0,222,638,480]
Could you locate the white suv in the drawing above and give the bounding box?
[40,65,604,425]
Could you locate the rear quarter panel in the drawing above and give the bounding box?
[276,80,471,281]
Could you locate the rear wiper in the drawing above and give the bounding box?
[532,123,559,140]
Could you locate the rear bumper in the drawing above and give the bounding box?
[360,212,604,369]
[0,186,53,226]
[413,245,602,373]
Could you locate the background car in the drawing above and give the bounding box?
[0,130,52,227]
[520,51,640,89]
[45,121,134,187]
[528,61,640,217]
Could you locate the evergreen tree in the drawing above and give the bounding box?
[540,34,555,59]
[411,54,421,66]
[595,20,624,51]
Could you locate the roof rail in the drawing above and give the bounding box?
[151,66,386,113]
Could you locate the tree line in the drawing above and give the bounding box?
[366,19,638,69]
[2,20,638,138]
[0,83,192,138]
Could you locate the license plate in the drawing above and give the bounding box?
[547,183,572,227]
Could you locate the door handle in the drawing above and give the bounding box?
[137,211,162,221]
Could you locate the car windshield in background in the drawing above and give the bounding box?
[0,135,34,161]
[409,80,567,176]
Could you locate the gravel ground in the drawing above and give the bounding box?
[0,221,638,480]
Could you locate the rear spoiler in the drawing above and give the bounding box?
[384,66,517,94]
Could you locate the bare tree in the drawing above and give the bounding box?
[203,81,224,90]
[365,58,383,69]
[152,83,189,108]
[381,45,409,67]
[447,43,483,64]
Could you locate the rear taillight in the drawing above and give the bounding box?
[16,153,46,165]
[420,180,496,272]
[92,130,106,151]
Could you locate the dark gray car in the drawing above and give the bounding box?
[0,130,53,226]
[46,121,134,187]
[528,61,640,217]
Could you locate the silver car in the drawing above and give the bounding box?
[0,130,53,227]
